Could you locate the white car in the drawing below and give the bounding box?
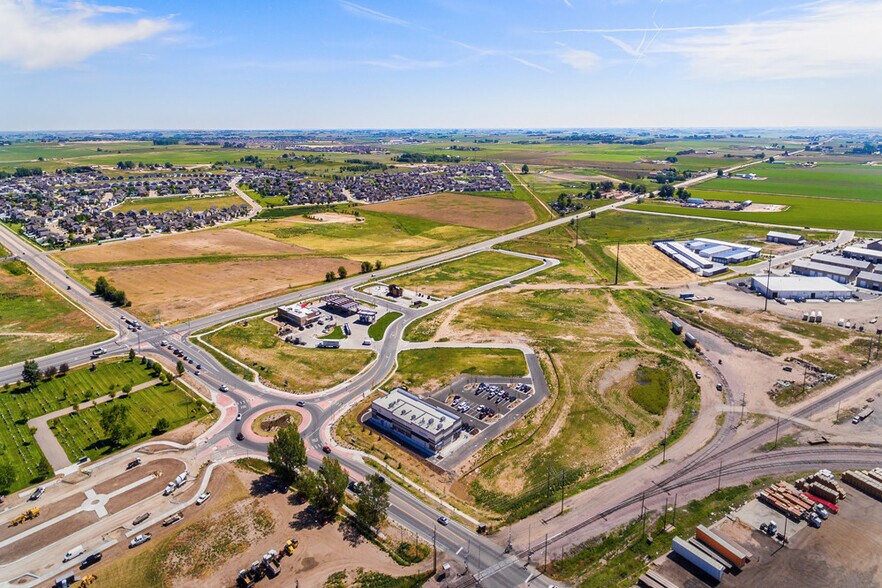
[129,533,152,548]
[695,371,702,379]
[196,491,211,505]
[236,413,242,421]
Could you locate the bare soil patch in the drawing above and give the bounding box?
[57,228,308,265]
[0,492,85,543]
[252,409,302,438]
[93,458,181,495]
[79,257,361,324]
[311,212,359,223]
[0,511,97,565]
[366,192,536,230]
[608,244,699,286]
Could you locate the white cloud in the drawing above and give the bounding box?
[558,48,600,71]
[0,0,174,69]
[339,1,409,27]
[653,1,882,79]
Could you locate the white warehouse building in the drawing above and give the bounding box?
[751,275,852,300]
[370,388,462,455]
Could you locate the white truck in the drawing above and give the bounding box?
[163,470,189,495]
[62,545,84,562]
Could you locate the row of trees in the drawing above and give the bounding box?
[267,425,390,527]
[658,184,692,200]
[95,276,129,307]
[21,359,70,388]
[325,260,383,282]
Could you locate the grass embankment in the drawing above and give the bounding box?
[389,347,528,393]
[113,193,246,213]
[368,312,402,341]
[251,409,302,438]
[203,317,374,394]
[49,380,213,462]
[547,481,771,588]
[391,251,540,298]
[0,360,157,493]
[0,259,111,365]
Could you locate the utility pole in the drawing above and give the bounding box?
[802,363,808,396]
[836,400,841,422]
[672,494,678,527]
[614,242,621,285]
[764,255,772,312]
[661,430,668,463]
[466,536,470,572]
[560,470,565,515]
[527,524,531,564]
[717,460,723,491]
[432,524,437,574]
[740,391,746,425]
[663,496,669,527]
[544,533,548,571]
[774,416,781,448]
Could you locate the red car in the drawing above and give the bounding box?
[322,445,332,454]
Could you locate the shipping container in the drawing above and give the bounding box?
[801,492,840,514]
[842,471,882,501]
[680,292,695,300]
[695,525,751,568]
[671,320,683,335]
[688,538,732,569]
[638,571,679,588]
[672,536,725,581]
[684,332,698,348]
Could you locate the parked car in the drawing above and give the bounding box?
[437,516,450,526]
[196,492,212,505]
[29,486,45,501]
[129,534,152,548]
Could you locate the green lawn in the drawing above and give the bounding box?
[0,359,159,493]
[202,317,374,393]
[368,311,402,341]
[48,381,211,462]
[114,193,246,213]
[391,251,541,298]
[0,259,112,365]
[704,162,882,202]
[389,348,528,393]
[319,325,345,339]
[627,367,671,415]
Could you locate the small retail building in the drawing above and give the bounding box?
[276,304,321,327]
[370,388,462,455]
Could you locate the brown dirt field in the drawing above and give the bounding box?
[0,511,97,565]
[0,492,85,543]
[93,458,181,495]
[609,244,699,286]
[105,473,174,516]
[365,192,536,230]
[78,257,362,324]
[56,228,309,265]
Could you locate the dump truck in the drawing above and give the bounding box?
[263,550,281,578]
[11,507,40,526]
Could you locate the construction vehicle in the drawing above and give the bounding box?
[162,512,184,527]
[10,507,40,526]
[236,569,254,588]
[283,538,299,556]
[75,575,97,587]
[52,574,97,588]
[249,560,265,581]
[262,550,281,578]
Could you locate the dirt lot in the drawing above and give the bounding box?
[78,257,362,324]
[0,511,97,565]
[0,492,85,543]
[366,192,536,230]
[56,228,309,265]
[609,244,701,286]
[89,463,427,588]
[654,486,882,587]
[93,458,182,495]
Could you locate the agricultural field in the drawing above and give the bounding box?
[364,191,537,231]
[703,162,882,202]
[202,317,375,394]
[0,359,158,493]
[48,380,212,462]
[0,259,111,365]
[113,193,246,213]
[391,251,541,298]
[397,285,699,521]
[626,194,882,232]
[610,244,701,286]
[388,348,528,393]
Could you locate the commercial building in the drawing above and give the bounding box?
[810,253,872,273]
[751,275,852,300]
[767,231,805,245]
[654,237,760,276]
[857,271,882,291]
[276,304,321,327]
[322,294,360,315]
[866,239,882,252]
[387,284,404,298]
[791,259,853,283]
[370,388,462,455]
[654,240,726,277]
[844,246,882,264]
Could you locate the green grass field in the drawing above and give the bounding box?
[704,162,882,201]
[114,193,246,213]
[49,381,210,462]
[368,311,402,341]
[389,348,528,393]
[392,251,541,298]
[0,259,112,366]
[626,194,882,231]
[202,317,374,393]
[0,360,159,492]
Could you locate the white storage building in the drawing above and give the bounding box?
[767,231,805,245]
[857,271,882,291]
[791,259,854,283]
[844,246,882,264]
[810,254,872,273]
[751,275,852,300]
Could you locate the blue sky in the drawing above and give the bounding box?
[2,0,881,130]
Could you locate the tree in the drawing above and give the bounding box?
[306,457,349,518]
[360,261,372,274]
[21,359,41,388]
[354,473,391,529]
[521,164,529,174]
[374,260,383,271]
[717,169,724,177]
[94,276,109,296]
[121,383,132,396]
[325,271,335,282]
[337,266,348,279]
[153,417,170,434]
[36,456,53,480]
[100,402,134,446]
[128,348,136,361]
[44,365,58,379]
[267,424,308,482]
[0,460,16,492]
[58,362,69,375]
[176,360,185,377]
[658,184,675,199]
